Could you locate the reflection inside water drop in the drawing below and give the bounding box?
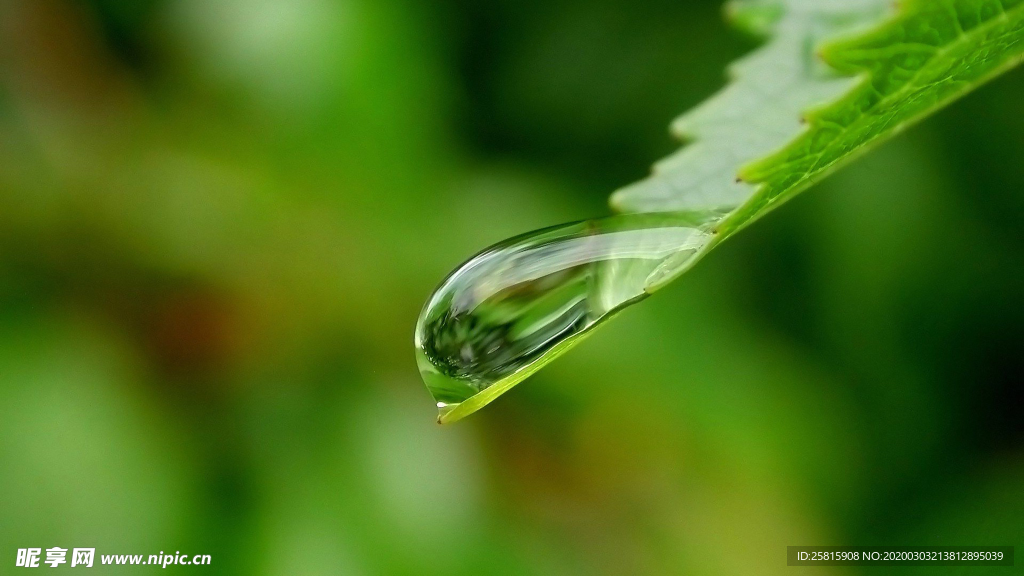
[415,213,712,423]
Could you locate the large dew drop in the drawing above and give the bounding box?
[415,213,713,423]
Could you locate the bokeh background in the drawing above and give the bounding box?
[1,0,1022,573]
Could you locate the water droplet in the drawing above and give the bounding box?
[415,213,713,423]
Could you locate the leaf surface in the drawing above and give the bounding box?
[613,0,1024,257]
[423,0,1024,423]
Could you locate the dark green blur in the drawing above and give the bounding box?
[0,0,1021,574]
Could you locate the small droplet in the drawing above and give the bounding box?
[415,213,712,423]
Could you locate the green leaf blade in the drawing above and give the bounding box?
[613,0,1024,250]
[418,0,1024,422]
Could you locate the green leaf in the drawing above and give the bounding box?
[612,0,1024,253]
[418,0,1024,422]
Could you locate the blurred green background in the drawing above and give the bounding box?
[1,0,1022,573]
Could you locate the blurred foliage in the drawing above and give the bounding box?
[0,0,1021,574]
